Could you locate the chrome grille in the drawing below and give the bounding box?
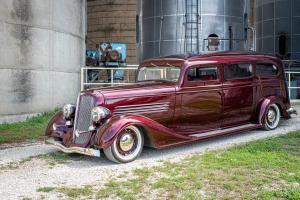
[74,95,96,145]
[75,132,92,145]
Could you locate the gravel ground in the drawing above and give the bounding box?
[0,106,299,200]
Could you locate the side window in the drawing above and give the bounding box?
[224,64,253,80]
[187,67,218,81]
[256,63,278,77]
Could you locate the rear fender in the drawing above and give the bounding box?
[258,96,288,125]
[95,115,190,149]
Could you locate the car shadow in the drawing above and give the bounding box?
[60,118,297,168]
[62,128,261,168]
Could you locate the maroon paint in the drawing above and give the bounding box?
[45,52,293,150]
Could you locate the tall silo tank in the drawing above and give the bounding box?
[256,0,300,60]
[137,0,248,62]
[0,0,86,120]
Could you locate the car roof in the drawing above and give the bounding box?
[145,51,278,62]
[141,51,282,71]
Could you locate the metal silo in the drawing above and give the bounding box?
[256,0,300,60]
[137,0,249,61]
[0,0,86,122]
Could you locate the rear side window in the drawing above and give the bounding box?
[256,63,278,77]
[187,67,218,81]
[224,64,253,79]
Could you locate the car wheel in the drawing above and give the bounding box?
[263,104,281,130]
[104,125,144,163]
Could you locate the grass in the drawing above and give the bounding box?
[38,186,93,199]
[96,131,300,200]
[97,168,153,199]
[0,152,84,171]
[0,110,58,144]
[0,156,34,171]
[37,187,56,193]
[39,152,84,167]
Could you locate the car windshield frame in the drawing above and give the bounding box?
[137,64,182,83]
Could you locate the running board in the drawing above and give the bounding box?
[191,123,260,138]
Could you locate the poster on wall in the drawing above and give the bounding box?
[98,42,127,63]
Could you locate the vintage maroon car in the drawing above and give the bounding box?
[46,51,297,163]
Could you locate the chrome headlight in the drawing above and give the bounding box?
[63,104,75,119]
[91,107,110,122]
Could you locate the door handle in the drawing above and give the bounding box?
[218,91,225,97]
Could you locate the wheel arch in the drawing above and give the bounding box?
[95,115,190,149]
[134,124,153,148]
[95,116,156,149]
[257,96,287,125]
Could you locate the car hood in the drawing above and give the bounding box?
[88,82,176,100]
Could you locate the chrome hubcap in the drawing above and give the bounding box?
[113,125,143,162]
[119,133,134,152]
[267,109,276,123]
[266,104,280,129]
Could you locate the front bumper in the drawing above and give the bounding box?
[45,138,101,157]
[287,107,298,115]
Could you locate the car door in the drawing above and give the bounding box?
[174,64,223,133]
[222,63,256,127]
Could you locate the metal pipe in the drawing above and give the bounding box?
[248,26,256,51]
[81,68,84,91]
[229,26,233,51]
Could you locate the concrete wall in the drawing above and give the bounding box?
[0,0,86,120]
[86,0,137,64]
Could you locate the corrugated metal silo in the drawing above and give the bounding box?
[137,0,249,61]
[256,0,300,60]
[0,0,86,122]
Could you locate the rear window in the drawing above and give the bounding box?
[224,64,253,79]
[187,67,218,81]
[256,63,278,77]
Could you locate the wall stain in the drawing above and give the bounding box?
[12,70,33,103]
[19,25,31,65]
[11,0,33,22]
[79,0,84,36]
[10,0,34,103]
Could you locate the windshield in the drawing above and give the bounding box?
[137,65,181,82]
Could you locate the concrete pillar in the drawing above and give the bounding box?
[0,0,86,122]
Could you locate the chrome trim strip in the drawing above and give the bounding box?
[115,102,170,109]
[45,138,100,157]
[116,105,169,112]
[191,124,258,138]
[115,102,170,115]
[115,108,169,113]
[115,109,169,115]
[73,94,81,141]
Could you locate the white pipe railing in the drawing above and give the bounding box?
[81,65,139,91]
[285,71,300,102]
[283,60,300,102]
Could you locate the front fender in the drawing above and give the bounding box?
[95,115,191,149]
[45,111,67,138]
[258,96,289,125]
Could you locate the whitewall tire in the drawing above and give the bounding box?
[104,125,144,163]
[263,104,281,130]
